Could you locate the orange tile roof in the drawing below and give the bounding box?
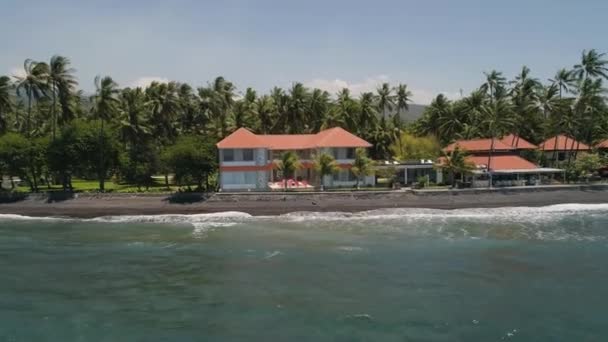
[539,135,591,151]
[499,134,538,150]
[444,139,515,153]
[468,155,539,171]
[216,127,372,150]
[596,139,608,149]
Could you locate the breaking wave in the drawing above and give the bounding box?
[1,204,608,241]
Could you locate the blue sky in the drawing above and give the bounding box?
[2,0,607,103]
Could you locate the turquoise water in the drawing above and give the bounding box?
[1,205,608,341]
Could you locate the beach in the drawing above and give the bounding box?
[1,184,607,218]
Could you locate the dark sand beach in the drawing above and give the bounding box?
[1,185,607,218]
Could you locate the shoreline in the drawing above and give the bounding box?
[1,185,607,218]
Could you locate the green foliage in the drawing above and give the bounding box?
[390,133,440,161]
[275,151,301,190]
[351,148,374,188]
[47,120,120,191]
[313,153,339,189]
[574,153,604,181]
[436,146,475,187]
[0,133,48,191]
[161,135,217,191]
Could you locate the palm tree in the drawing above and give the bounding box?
[91,76,120,191]
[332,88,357,132]
[358,92,378,138]
[47,55,77,139]
[376,82,394,119]
[147,81,180,142]
[284,83,310,133]
[275,151,301,191]
[351,148,374,189]
[481,70,506,103]
[313,152,339,190]
[549,68,575,98]
[119,87,150,148]
[437,146,475,188]
[309,88,331,132]
[573,49,608,81]
[255,95,276,134]
[394,84,412,114]
[14,59,49,137]
[480,99,515,187]
[0,76,12,133]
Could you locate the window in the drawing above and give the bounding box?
[346,148,356,159]
[223,171,257,185]
[242,149,254,161]
[558,152,566,161]
[244,172,257,184]
[333,169,356,182]
[223,149,234,162]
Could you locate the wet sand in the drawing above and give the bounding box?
[1,185,607,218]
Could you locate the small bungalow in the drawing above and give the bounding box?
[442,136,562,188]
[539,135,591,162]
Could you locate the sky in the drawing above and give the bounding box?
[1,0,607,104]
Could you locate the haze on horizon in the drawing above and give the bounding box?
[2,0,607,104]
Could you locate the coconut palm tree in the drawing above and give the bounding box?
[313,152,339,190]
[281,83,309,134]
[573,49,608,81]
[351,148,374,189]
[376,82,394,119]
[91,75,120,191]
[481,70,506,103]
[255,95,276,134]
[480,99,515,187]
[14,59,49,137]
[47,55,77,139]
[394,83,412,115]
[0,76,12,133]
[437,146,475,187]
[309,88,331,132]
[275,151,301,191]
[119,87,150,148]
[358,92,378,137]
[549,68,575,98]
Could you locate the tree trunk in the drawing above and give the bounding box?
[98,119,105,192]
[9,176,15,190]
[486,137,495,188]
[52,84,57,141]
[164,173,170,189]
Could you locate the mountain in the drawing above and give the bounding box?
[398,103,427,122]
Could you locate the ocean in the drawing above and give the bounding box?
[1,204,607,341]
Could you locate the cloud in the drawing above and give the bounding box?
[128,76,170,88]
[304,75,462,105]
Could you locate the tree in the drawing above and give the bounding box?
[313,152,339,190]
[275,151,301,190]
[574,153,604,182]
[91,76,120,191]
[549,68,575,98]
[47,55,77,139]
[351,148,373,189]
[0,133,48,192]
[14,59,49,137]
[0,76,12,134]
[436,146,475,187]
[376,82,394,119]
[573,49,608,81]
[390,133,440,161]
[481,70,506,103]
[161,135,217,190]
[480,99,515,187]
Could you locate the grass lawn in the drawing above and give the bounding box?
[15,178,201,193]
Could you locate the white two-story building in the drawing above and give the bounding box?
[216,127,375,191]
